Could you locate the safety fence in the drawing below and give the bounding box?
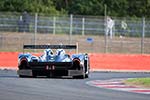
[0,12,150,54]
[1,13,150,36]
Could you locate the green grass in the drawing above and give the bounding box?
[125,77,150,88]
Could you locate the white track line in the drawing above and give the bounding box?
[86,79,150,95]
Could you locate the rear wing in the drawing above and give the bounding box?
[24,45,76,49]
[23,43,79,53]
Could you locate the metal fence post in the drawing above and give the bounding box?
[0,34,2,48]
[53,16,56,35]
[69,14,73,44]
[141,17,145,54]
[104,4,108,53]
[34,13,38,52]
[82,17,85,36]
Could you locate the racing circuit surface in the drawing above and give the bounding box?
[0,70,150,100]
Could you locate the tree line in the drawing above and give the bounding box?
[0,0,150,17]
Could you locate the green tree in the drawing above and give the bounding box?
[66,0,104,15]
[0,0,65,15]
[127,0,150,17]
[1,0,150,17]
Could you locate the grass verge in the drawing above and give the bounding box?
[125,77,150,88]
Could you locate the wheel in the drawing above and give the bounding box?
[32,71,37,78]
[79,75,85,79]
[85,74,89,78]
[19,75,26,78]
[32,74,37,78]
[73,74,85,79]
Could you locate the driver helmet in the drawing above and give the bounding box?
[44,49,53,56]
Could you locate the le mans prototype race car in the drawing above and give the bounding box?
[17,44,90,79]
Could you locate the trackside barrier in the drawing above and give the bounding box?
[0,52,150,71]
[89,53,150,72]
[0,52,18,69]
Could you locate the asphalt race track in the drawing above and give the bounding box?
[0,70,150,100]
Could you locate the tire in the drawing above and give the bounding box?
[73,74,85,79]
[19,75,26,78]
[85,74,89,78]
[19,75,32,78]
[32,74,37,78]
[32,71,37,78]
[79,75,85,79]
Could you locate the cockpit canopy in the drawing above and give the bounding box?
[44,49,53,56]
[56,49,65,56]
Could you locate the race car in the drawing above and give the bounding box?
[17,44,90,79]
